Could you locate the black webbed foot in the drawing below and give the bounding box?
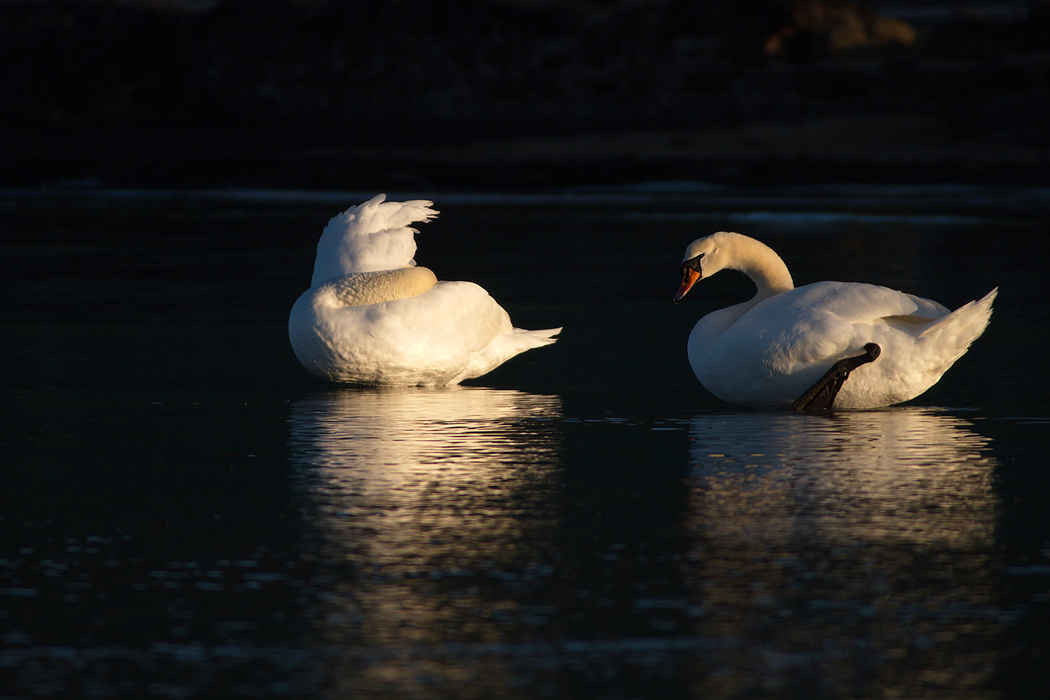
[791,343,881,413]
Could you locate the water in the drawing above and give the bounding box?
[2,189,1048,699]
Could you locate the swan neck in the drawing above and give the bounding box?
[733,236,794,299]
[325,267,438,306]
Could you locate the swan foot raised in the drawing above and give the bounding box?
[791,343,882,413]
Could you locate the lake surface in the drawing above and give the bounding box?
[2,188,1048,699]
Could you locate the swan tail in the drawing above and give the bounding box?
[450,328,561,384]
[513,326,562,348]
[907,287,996,384]
[922,287,997,345]
[487,327,561,362]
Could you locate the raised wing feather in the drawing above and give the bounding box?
[311,193,438,284]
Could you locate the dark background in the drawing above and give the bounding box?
[2,0,1048,192]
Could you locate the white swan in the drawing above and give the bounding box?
[674,231,996,410]
[289,194,560,385]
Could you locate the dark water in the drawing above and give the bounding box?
[2,189,1048,699]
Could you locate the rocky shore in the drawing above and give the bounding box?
[2,0,1048,191]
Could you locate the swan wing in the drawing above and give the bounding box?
[292,280,558,385]
[311,194,438,284]
[368,281,514,358]
[697,282,939,403]
[775,281,944,325]
[708,282,993,408]
[732,282,931,367]
[372,281,560,383]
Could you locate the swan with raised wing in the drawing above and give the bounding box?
[290,195,560,385]
[674,231,996,411]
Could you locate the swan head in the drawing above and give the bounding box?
[674,232,732,303]
[674,231,794,303]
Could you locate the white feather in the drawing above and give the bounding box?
[290,195,560,385]
[679,232,996,409]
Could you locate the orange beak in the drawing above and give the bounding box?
[674,268,701,303]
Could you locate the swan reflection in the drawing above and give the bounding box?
[288,385,562,684]
[687,408,997,547]
[289,387,562,571]
[684,408,1002,698]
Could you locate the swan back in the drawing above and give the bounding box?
[311,193,438,285]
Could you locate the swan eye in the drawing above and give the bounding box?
[680,253,704,276]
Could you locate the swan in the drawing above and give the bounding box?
[289,194,560,385]
[674,231,996,411]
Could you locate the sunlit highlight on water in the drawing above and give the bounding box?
[688,408,997,547]
[683,408,1003,697]
[286,396,1012,698]
[288,387,564,694]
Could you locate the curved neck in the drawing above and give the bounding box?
[326,267,437,307]
[727,234,794,301]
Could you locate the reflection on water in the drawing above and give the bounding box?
[6,194,1047,699]
[289,387,561,571]
[688,408,997,547]
[288,387,563,695]
[685,408,1004,698]
[288,397,1016,699]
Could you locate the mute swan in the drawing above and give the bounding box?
[674,231,996,411]
[289,194,560,385]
